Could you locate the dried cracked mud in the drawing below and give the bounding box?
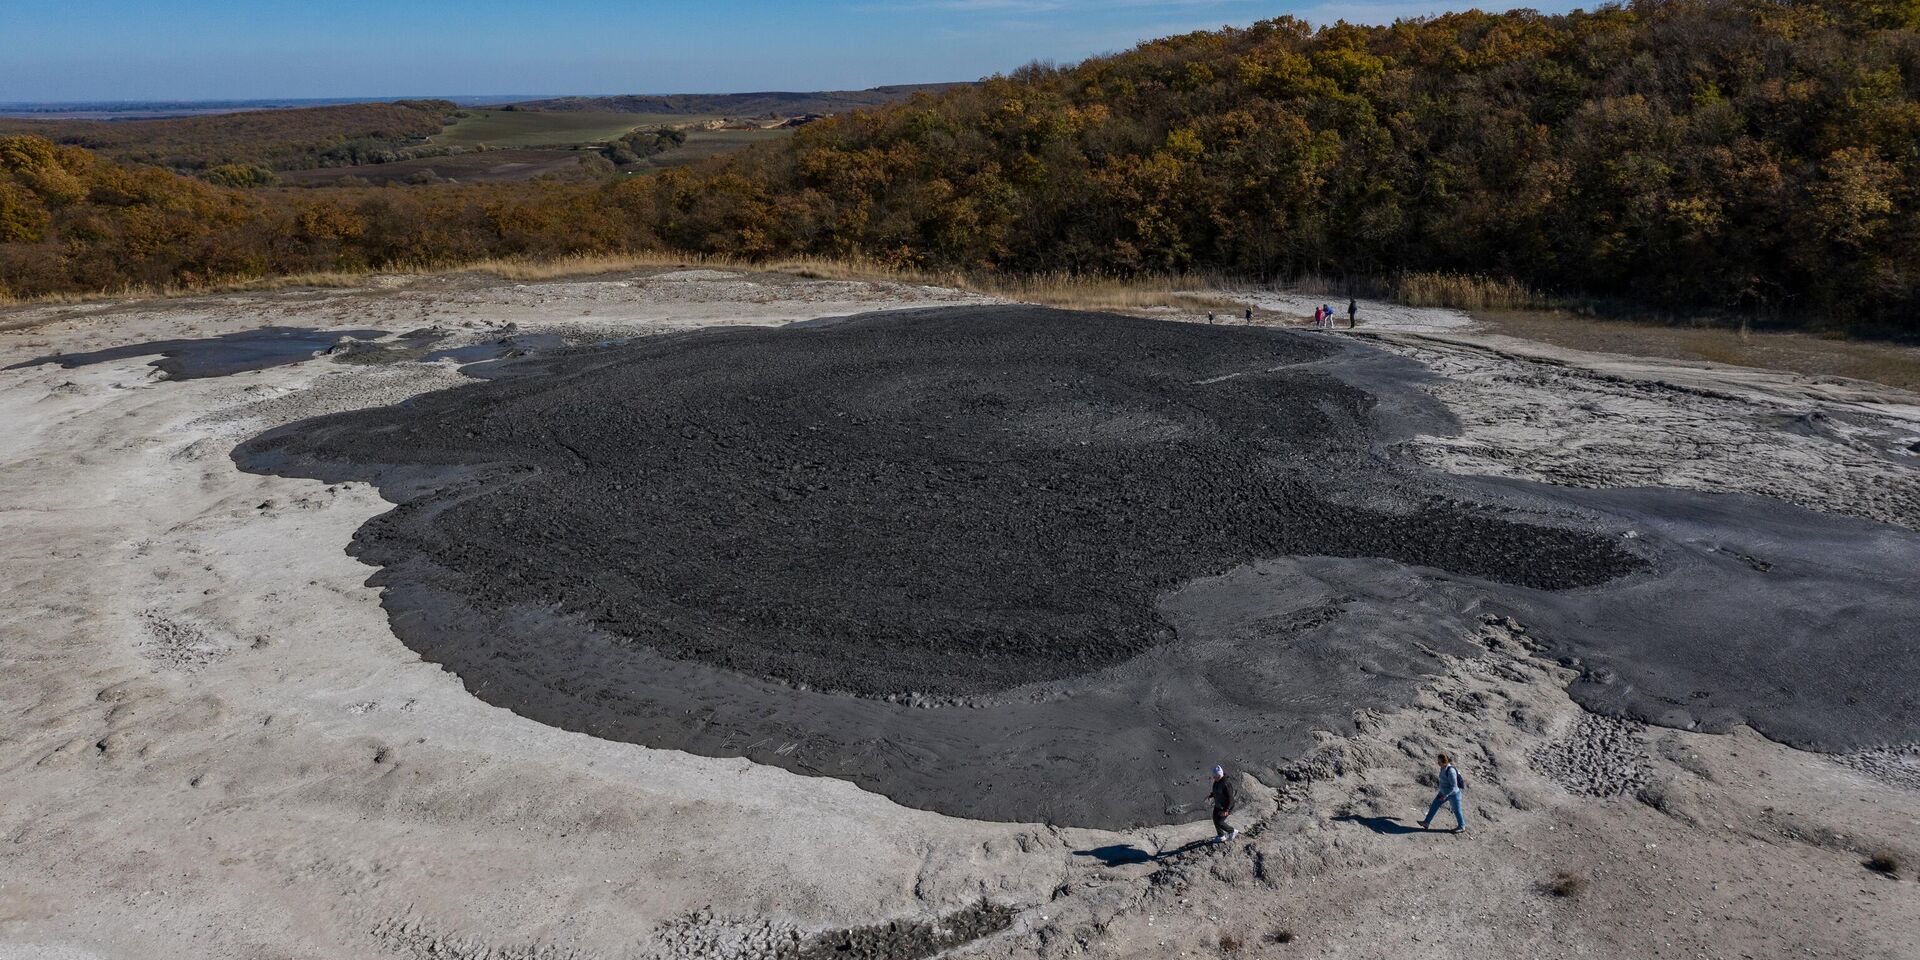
[235,305,1920,828]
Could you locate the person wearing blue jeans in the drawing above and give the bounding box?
[1419,752,1467,833]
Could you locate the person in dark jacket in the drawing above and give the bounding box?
[1419,752,1467,833]
[1208,764,1238,842]
[1347,298,1358,328]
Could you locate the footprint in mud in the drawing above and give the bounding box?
[1528,714,1653,797]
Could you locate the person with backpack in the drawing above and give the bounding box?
[1207,764,1238,842]
[1419,752,1467,833]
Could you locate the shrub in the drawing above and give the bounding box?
[199,163,277,188]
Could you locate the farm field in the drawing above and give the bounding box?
[274,130,792,185]
[625,126,795,171]
[430,109,672,148]
[275,148,599,185]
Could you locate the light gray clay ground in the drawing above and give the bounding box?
[2,270,1917,960]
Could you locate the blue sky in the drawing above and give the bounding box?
[0,0,1580,102]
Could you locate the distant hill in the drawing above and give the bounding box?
[0,86,962,176]
[0,96,527,121]
[509,84,965,116]
[0,100,459,172]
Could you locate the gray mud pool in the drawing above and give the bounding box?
[7,327,388,380]
[234,306,1920,828]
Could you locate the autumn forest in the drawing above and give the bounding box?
[2,0,1916,333]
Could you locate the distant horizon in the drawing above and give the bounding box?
[3,0,1580,103]
[0,96,549,107]
[0,86,965,121]
[0,83,957,110]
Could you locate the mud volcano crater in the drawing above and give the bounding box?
[239,307,1640,699]
[236,306,1920,826]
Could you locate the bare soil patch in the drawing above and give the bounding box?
[1479,308,1920,392]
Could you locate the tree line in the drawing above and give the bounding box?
[0,100,457,174]
[2,0,1916,333]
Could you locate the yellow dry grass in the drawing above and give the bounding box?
[12,257,1913,391]
[1395,272,1549,311]
[1289,271,1549,311]
[0,270,381,307]
[0,253,1250,316]
[970,270,1246,313]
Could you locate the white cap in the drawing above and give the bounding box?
[1211,765,1224,777]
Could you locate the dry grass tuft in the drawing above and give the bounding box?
[1864,849,1902,877]
[0,252,1255,317]
[463,252,716,281]
[1393,271,1549,311]
[1267,927,1296,944]
[0,251,1531,342]
[1218,932,1244,954]
[1544,870,1587,898]
[1288,270,1549,312]
[457,256,1257,315]
[970,269,1244,313]
[0,271,376,308]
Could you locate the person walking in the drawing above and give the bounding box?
[1244,307,1253,325]
[1208,764,1238,842]
[1347,298,1358,328]
[1418,752,1467,833]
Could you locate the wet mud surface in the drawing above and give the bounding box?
[236,306,1920,827]
[421,332,569,367]
[7,326,387,379]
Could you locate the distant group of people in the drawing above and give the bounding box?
[1206,300,1358,329]
[1206,751,1465,845]
[1311,298,1359,330]
[1205,308,1257,325]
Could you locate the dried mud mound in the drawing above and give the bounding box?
[234,306,1920,826]
[239,307,1637,697]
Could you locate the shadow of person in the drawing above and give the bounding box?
[1157,837,1216,858]
[1333,814,1429,835]
[1072,844,1158,866]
